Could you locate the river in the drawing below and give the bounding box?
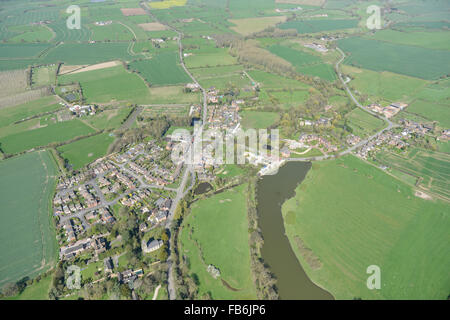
[256,161,333,300]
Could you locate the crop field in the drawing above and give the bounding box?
[89,22,134,42]
[267,45,336,81]
[58,65,151,104]
[259,89,309,108]
[0,96,59,128]
[85,107,133,131]
[48,21,93,43]
[0,69,28,98]
[403,100,450,128]
[184,49,238,69]
[338,37,450,80]
[345,108,385,138]
[279,19,359,34]
[0,151,58,287]
[342,65,428,105]
[147,86,201,104]
[282,155,450,299]
[376,148,450,202]
[57,133,115,170]
[0,43,52,59]
[31,65,57,88]
[141,105,189,118]
[199,73,252,92]
[42,43,134,66]
[149,0,187,9]
[365,29,450,51]
[7,25,54,43]
[0,119,96,155]
[240,111,280,129]
[229,16,287,36]
[179,183,258,299]
[190,65,243,79]
[128,53,191,86]
[247,70,309,90]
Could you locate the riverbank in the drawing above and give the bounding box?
[256,161,333,300]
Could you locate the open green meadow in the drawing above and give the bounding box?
[405,100,450,128]
[339,37,450,80]
[282,155,450,299]
[184,49,238,69]
[247,70,309,90]
[58,65,151,104]
[229,16,287,36]
[240,111,280,129]
[0,151,58,287]
[179,183,258,299]
[128,53,191,86]
[0,96,60,128]
[31,65,57,88]
[342,65,428,104]
[279,19,359,34]
[345,108,385,138]
[85,107,133,131]
[5,275,52,300]
[147,86,201,104]
[0,119,96,155]
[57,133,115,170]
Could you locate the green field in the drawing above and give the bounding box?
[128,53,191,86]
[0,151,58,287]
[0,96,60,128]
[240,111,280,129]
[85,107,133,131]
[342,65,428,104]
[339,37,450,80]
[376,148,450,201]
[0,119,96,154]
[7,24,54,43]
[229,16,286,36]
[5,275,52,300]
[31,65,57,88]
[147,86,201,104]
[346,108,385,138]
[184,49,238,69]
[58,65,151,104]
[57,133,115,170]
[282,155,450,299]
[179,183,258,299]
[279,19,359,34]
[405,100,450,128]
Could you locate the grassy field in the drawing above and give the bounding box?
[346,108,385,138]
[339,37,450,80]
[0,96,60,128]
[342,65,428,105]
[7,24,54,43]
[58,65,151,104]
[85,107,133,131]
[31,65,57,88]
[405,100,450,128]
[0,151,58,287]
[128,53,191,86]
[57,133,115,170]
[229,16,287,36]
[279,19,359,34]
[282,155,450,299]
[5,275,52,300]
[376,148,450,202]
[0,119,96,154]
[364,29,450,51]
[240,111,280,129]
[147,86,201,104]
[247,70,309,90]
[179,183,258,299]
[184,49,238,69]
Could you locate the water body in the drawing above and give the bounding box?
[256,162,333,300]
[194,182,213,195]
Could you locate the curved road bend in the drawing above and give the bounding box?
[288,47,396,162]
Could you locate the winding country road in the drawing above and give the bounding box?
[287,47,397,162]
